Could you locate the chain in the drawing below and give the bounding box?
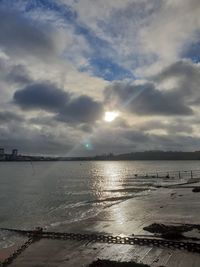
[0,237,36,267]
[1,229,200,266]
[28,231,200,253]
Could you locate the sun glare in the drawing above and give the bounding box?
[104,111,119,122]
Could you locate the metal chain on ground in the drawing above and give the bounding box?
[0,237,36,267]
[28,230,200,253]
[1,229,200,266]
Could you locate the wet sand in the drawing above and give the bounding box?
[0,241,24,262]
[0,246,14,262]
[5,179,200,266]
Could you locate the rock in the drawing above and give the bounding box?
[87,259,150,267]
[192,187,200,193]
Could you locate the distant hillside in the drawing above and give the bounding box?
[93,151,200,160]
[1,151,200,161]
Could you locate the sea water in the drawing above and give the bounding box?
[0,160,200,248]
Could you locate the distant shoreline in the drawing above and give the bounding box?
[1,151,200,161]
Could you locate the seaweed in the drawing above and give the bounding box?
[87,259,150,267]
[192,187,200,193]
[143,223,193,239]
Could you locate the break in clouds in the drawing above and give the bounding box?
[0,0,200,156]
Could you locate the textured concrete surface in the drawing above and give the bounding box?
[8,182,200,267]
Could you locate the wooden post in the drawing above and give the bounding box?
[191,170,193,179]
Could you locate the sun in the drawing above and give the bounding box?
[104,111,119,122]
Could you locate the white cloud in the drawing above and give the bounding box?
[60,0,200,76]
[141,0,200,63]
[1,1,200,155]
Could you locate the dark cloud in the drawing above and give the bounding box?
[97,128,200,154]
[86,126,200,155]
[122,129,151,143]
[0,59,31,85]
[29,115,58,127]
[78,123,94,133]
[155,61,200,96]
[0,127,73,156]
[0,117,199,156]
[154,60,200,85]
[0,113,82,155]
[104,81,193,116]
[57,95,103,123]
[0,8,58,59]
[154,60,200,105]
[14,83,69,112]
[1,1,200,156]
[0,111,24,123]
[104,60,200,117]
[148,134,200,152]
[13,82,103,123]
[6,64,32,85]
[138,119,193,135]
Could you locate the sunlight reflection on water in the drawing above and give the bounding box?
[0,160,199,232]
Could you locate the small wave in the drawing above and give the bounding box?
[0,230,26,249]
[49,206,102,228]
[88,195,133,203]
[48,201,90,214]
[103,188,146,193]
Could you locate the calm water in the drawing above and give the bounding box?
[0,160,200,248]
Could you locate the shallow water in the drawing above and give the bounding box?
[0,160,200,248]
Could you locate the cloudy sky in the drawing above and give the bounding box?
[0,0,200,156]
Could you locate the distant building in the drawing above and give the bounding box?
[0,148,4,155]
[12,149,18,157]
[0,147,5,160]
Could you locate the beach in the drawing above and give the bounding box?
[1,0,200,264]
[2,177,200,266]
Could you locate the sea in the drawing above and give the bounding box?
[0,160,200,248]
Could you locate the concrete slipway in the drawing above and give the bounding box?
[8,181,200,267]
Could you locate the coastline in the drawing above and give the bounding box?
[3,179,200,266]
[53,180,200,235]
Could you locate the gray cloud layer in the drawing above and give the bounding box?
[0,8,58,59]
[14,83,103,124]
[1,2,200,155]
[14,83,69,112]
[104,81,192,116]
[104,60,200,117]
[0,111,24,124]
[56,95,103,123]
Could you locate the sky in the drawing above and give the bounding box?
[0,0,200,156]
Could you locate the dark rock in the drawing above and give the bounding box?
[143,223,193,239]
[87,259,150,267]
[192,187,200,193]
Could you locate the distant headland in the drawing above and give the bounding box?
[1,147,200,161]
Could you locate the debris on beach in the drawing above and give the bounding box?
[143,223,193,239]
[192,187,200,193]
